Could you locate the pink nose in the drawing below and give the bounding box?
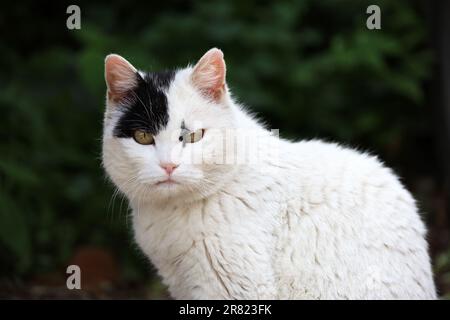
[160,163,179,175]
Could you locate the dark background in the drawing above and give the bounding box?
[0,0,449,299]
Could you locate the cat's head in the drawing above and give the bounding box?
[102,49,241,204]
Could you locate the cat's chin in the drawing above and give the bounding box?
[152,181,188,197]
[139,179,195,200]
[130,179,211,205]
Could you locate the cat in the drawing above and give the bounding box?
[102,48,437,299]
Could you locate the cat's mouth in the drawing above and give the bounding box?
[155,178,179,186]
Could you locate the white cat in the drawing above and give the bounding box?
[102,48,437,299]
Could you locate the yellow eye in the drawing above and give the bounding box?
[133,130,155,145]
[182,129,205,144]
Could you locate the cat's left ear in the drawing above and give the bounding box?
[191,48,226,102]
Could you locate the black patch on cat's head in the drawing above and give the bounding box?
[113,70,175,138]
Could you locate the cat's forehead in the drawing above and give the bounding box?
[140,70,175,90]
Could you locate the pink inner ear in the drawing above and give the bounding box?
[105,54,137,102]
[192,48,226,101]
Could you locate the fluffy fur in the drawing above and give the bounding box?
[102,49,436,299]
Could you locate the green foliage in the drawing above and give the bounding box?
[0,0,433,282]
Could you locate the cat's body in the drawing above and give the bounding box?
[131,138,435,299]
[102,49,436,299]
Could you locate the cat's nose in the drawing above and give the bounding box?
[160,162,179,175]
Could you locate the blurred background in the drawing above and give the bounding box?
[0,0,449,299]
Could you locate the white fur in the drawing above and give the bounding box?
[102,63,437,300]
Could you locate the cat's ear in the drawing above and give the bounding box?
[105,54,138,103]
[191,48,226,102]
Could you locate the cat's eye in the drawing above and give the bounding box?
[133,130,155,145]
[181,129,205,144]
